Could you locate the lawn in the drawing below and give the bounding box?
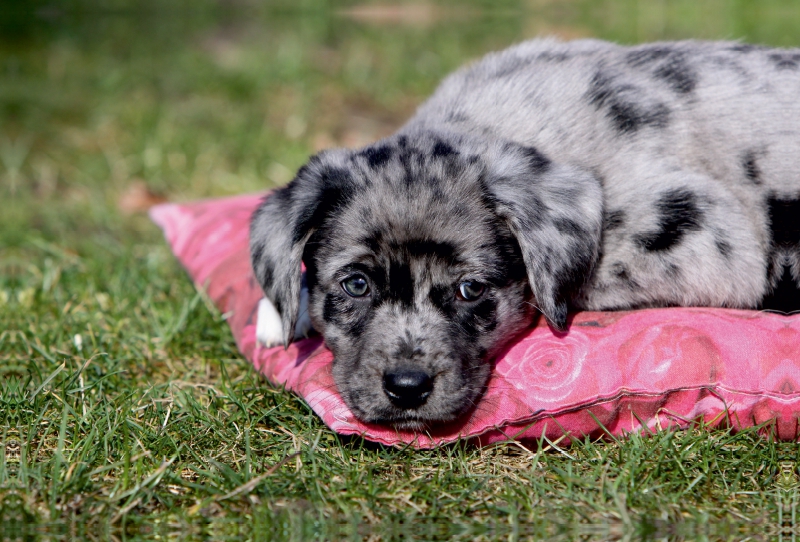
[2,0,800,538]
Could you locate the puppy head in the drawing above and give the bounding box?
[250,131,602,427]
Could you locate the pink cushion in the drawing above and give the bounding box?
[150,193,800,446]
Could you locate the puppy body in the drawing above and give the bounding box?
[407,38,800,312]
[251,39,800,427]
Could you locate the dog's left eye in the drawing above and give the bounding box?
[457,281,485,301]
[342,275,370,297]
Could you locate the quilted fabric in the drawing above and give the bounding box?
[150,193,800,446]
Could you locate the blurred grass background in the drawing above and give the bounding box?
[2,0,800,539]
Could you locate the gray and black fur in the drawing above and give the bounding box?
[251,38,800,428]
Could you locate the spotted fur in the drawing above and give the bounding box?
[251,38,800,427]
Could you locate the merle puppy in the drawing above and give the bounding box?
[250,39,800,429]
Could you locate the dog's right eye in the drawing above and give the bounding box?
[341,275,370,297]
[457,280,486,301]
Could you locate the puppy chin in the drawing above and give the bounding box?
[360,398,477,430]
[373,413,449,431]
[387,418,429,431]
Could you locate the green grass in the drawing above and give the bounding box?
[3,1,800,538]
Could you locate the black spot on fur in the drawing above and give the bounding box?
[291,167,355,244]
[715,237,732,258]
[708,55,750,79]
[428,284,454,316]
[361,229,384,254]
[322,293,338,323]
[654,58,696,94]
[587,72,616,105]
[554,217,584,237]
[665,263,681,279]
[251,243,266,273]
[250,241,264,265]
[760,196,800,308]
[359,207,373,221]
[432,140,457,158]
[322,293,370,338]
[301,231,322,291]
[626,46,673,66]
[588,71,670,134]
[636,189,703,252]
[767,196,800,248]
[741,150,762,184]
[387,260,414,308]
[294,154,322,180]
[768,53,800,71]
[396,145,429,186]
[361,145,393,168]
[259,258,274,291]
[491,235,528,286]
[612,263,640,289]
[481,178,548,231]
[462,297,498,336]
[728,43,766,53]
[513,195,548,231]
[612,101,670,133]
[760,267,800,313]
[395,334,422,360]
[405,239,457,260]
[293,164,310,180]
[520,146,551,173]
[627,47,697,94]
[603,210,625,231]
[428,182,448,204]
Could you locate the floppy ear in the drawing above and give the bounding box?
[484,142,603,330]
[249,151,355,346]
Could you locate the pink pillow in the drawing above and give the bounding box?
[150,193,800,446]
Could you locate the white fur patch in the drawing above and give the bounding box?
[255,297,283,347]
[256,285,314,347]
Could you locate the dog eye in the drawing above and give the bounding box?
[457,281,485,301]
[341,275,370,297]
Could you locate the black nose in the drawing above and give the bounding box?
[383,369,434,409]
